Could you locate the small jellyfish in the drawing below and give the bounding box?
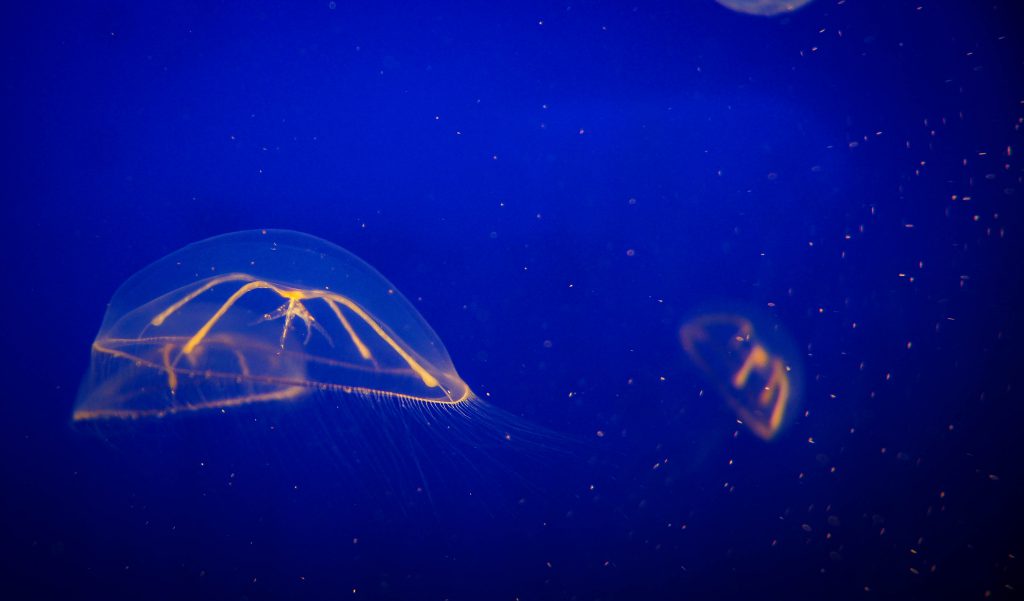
[715,0,814,17]
[680,313,800,441]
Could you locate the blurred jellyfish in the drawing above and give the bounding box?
[680,313,801,441]
[715,0,814,17]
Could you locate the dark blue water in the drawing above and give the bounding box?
[2,1,1022,599]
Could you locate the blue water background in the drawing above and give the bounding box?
[2,1,1022,599]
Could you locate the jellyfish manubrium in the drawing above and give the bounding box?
[715,0,814,17]
[680,313,799,441]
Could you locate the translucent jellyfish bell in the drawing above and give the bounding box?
[715,0,814,17]
[680,313,801,441]
[75,229,473,421]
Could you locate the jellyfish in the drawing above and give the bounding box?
[75,230,549,496]
[680,313,800,441]
[715,0,814,17]
[74,229,479,420]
